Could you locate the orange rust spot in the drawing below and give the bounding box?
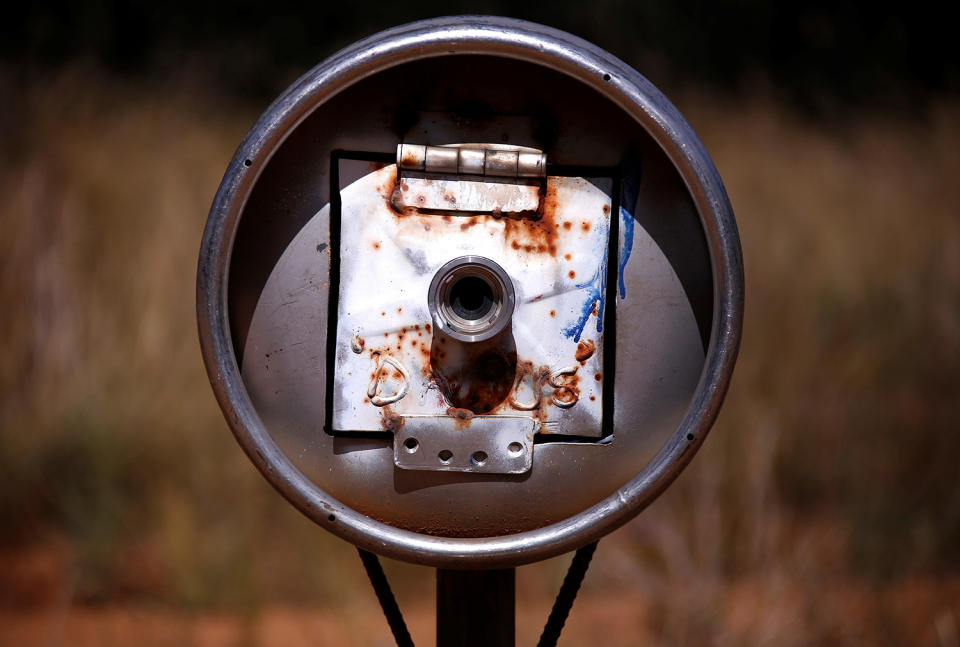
[397,307,403,313]
[446,407,474,421]
[564,253,572,261]
[425,323,432,333]
[602,204,610,214]
[398,333,405,340]
[447,406,474,429]
[590,395,596,401]
[562,221,573,230]
[460,216,479,231]
[381,311,386,316]
[381,407,404,432]
[401,181,410,191]
[594,373,602,381]
[392,370,403,380]
[581,222,591,232]
[372,241,381,250]
[575,340,596,363]
[549,310,556,318]
[568,270,576,279]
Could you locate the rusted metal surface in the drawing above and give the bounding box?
[331,164,611,448]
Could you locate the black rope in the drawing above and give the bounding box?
[357,549,415,647]
[536,541,599,647]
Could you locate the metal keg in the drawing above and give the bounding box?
[197,16,743,568]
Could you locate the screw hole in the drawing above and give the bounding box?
[438,449,453,463]
[243,158,252,167]
[327,514,336,522]
[686,433,694,441]
[507,442,523,456]
[403,437,419,453]
[602,73,611,82]
[471,451,488,466]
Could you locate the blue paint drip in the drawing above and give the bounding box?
[561,172,639,343]
[618,171,640,299]
[618,206,635,299]
[562,217,609,343]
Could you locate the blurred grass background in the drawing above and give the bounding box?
[2,2,959,645]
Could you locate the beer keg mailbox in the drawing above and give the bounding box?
[198,16,742,645]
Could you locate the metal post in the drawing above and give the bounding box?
[436,568,515,647]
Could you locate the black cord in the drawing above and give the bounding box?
[358,549,416,647]
[536,541,599,647]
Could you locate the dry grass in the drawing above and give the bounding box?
[1,69,958,644]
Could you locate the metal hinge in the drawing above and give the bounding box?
[392,143,546,214]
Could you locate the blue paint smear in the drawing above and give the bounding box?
[618,172,640,299]
[618,206,635,299]
[562,175,639,343]
[561,215,609,343]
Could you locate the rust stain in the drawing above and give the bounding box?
[564,253,572,261]
[568,270,576,279]
[549,310,556,318]
[446,406,474,420]
[602,204,610,214]
[594,372,602,381]
[581,222,591,232]
[446,406,475,430]
[431,337,516,414]
[372,241,381,250]
[575,340,596,363]
[459,216,479,231]
[381,407,404,432]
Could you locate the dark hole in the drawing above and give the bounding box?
[686,434,694,441]
[602,73,611,81]
[449,276,494,320]
[327,514,336,522]
[243,158,252,167]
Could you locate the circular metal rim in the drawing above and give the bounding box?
[197,15,744,568]
[428,255,516,343]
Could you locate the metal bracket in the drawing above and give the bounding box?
[394,415,537,474]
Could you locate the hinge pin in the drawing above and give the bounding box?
[398,144,546,178]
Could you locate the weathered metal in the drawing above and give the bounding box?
[197,16,743,568]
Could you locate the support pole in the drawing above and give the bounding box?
[436,568,515,647]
